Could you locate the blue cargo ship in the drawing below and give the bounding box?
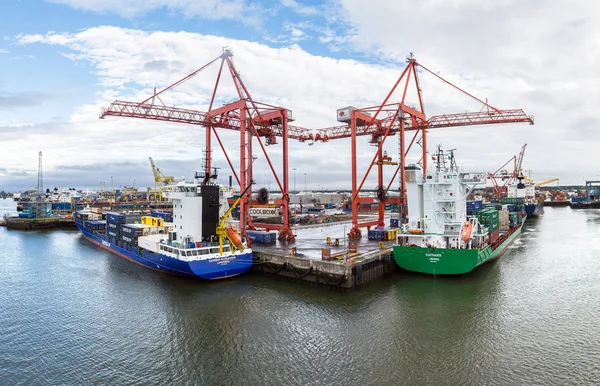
[524,203,544,216]
[507,173,543,217]
[73,174,253,280]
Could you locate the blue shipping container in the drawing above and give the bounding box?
[466,200,483,212]
[106,212,125,224]
[368,229,385,241]
[151,211,173,222]
[85,220,106,231]
[246,230,276,244]
[120,224,142,236]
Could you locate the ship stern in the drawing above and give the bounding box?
[392,245,480,275]
[188,252,254,280]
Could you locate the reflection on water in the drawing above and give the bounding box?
[0,201,598,384]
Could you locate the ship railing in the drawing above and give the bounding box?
[489,221,519,251]
[459,173,487,184]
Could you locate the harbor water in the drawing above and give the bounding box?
[1,200,598,385]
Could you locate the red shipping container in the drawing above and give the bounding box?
[489,229,500,243]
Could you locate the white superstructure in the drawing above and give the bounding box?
[400,148,488,249]
[507,176,537,204]
[49,187,81,203]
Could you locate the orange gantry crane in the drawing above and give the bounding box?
[100,48,314,241]
[488,143,527,199]
[312,54,534,238]
[98,49,533,242]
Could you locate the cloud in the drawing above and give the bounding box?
[325,0,600,182]
[0,49,8,54]
[0,92,48,109]
[46,0,263,27]
[280,0,319,16]
[10,18,597,190]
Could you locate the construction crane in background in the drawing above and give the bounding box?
[536,178,559,187]
[37,151,43,199]
[515,143,527,178]
[148,157,176,201]
[488,143,527,199]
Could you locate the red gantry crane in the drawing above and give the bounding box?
[100,48,314,241]
[313,54,534,238]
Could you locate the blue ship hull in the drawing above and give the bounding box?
[524,204,544,217]
[76,223,253,280]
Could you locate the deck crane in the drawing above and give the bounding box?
[312,55,534,238]
[148,157,177,201]
[216,181,254,255]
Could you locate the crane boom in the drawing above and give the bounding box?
[100,101,314,141]
[315,109,533,141]
[516,143,527,176]
[536,178,559,187]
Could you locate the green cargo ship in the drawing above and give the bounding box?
[392,147,526,275]
[393,217,524,275]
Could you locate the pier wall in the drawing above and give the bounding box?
[252,250,395,291]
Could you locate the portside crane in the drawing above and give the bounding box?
[101,50,312,242]
[488,143,528,199]
[148,157,176,201]
[312,56,533,238]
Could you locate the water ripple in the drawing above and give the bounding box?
[0,203,599,384]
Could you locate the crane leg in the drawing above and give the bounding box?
[278,228,296,242]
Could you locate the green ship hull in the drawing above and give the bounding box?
[393,218,525,275]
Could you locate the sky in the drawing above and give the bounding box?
[0,0,598,192]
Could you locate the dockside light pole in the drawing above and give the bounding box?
[293,168,297,193]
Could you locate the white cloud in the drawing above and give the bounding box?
[0,49,8,54]
[9,8,599,190]
[46,0,263,26]
[280,0,319,16]
[326,0,600,182]
[13,27,412,190]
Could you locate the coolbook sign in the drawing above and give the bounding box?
[249,207,281,217]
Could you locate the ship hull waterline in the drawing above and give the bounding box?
[77,224,253,280]
[392,219,525,275]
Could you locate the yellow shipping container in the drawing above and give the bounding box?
[384,229,397,241]
[142,216,164,227]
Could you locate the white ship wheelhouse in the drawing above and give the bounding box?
[400,147,489,249]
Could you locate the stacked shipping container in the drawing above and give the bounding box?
[105,212,143,242]
[466,200,483,215]
[474,209,500,242]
